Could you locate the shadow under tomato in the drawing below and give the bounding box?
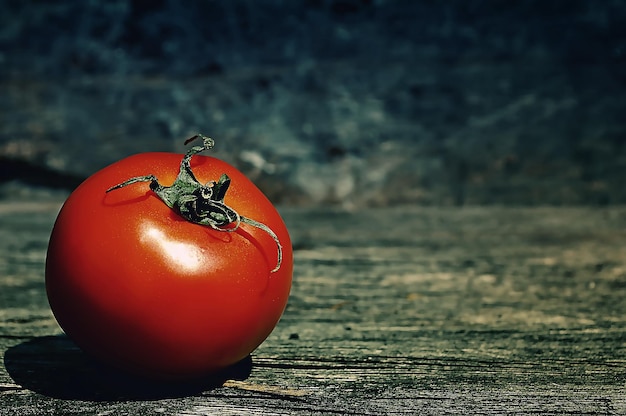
[4,335,252,401]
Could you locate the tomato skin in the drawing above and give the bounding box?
[45,152,292,379]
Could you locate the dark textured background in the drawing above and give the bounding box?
[1,0,626,206]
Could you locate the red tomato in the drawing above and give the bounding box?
[45,137,292,379]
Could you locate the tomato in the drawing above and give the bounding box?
[45,135,292,380]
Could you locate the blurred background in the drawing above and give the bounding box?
[1,0,625,207]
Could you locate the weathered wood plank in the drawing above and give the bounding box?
[1,202,625,414]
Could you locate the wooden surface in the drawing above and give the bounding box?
[1,201,625,415]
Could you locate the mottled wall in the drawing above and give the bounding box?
[2,0,625,206]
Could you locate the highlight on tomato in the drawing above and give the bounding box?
[45,135,293,379]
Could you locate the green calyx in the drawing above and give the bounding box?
[106,134,283,273]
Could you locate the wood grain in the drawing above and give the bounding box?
[1,202,625,414]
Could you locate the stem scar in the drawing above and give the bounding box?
[106,134,282,273]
